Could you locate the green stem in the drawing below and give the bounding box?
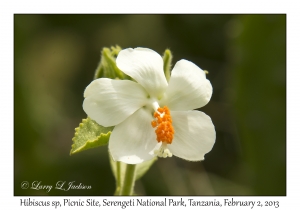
[113,161,122,196]
[120,164,136,195]
[116,161,121,189]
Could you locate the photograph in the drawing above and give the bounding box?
[14,14,286,196]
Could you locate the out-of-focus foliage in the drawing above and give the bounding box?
[14,14,285,195]
[230,15,286,195]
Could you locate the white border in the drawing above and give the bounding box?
[2,0,299,209]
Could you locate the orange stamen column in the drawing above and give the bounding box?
[151,106,174,158]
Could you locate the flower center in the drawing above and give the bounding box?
[151,106,174,144]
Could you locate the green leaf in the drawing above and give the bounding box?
[70,117,113,155]
[109,153,157,195]
[94,45,126,80]
[162,49,173,81]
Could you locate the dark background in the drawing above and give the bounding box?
[14,14,286,195]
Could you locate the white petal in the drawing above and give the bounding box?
[168,110,215,161]
[83,78,148,127]
[109,108,158,164]
[161,59,212,111]
[116,47,168,98]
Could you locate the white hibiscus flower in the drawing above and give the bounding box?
[83,47,216,164]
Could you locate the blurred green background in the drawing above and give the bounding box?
[14,14,286,196]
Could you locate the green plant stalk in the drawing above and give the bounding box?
[113,161,122,196]
[116,161,121,188]
[120,164,136,195]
